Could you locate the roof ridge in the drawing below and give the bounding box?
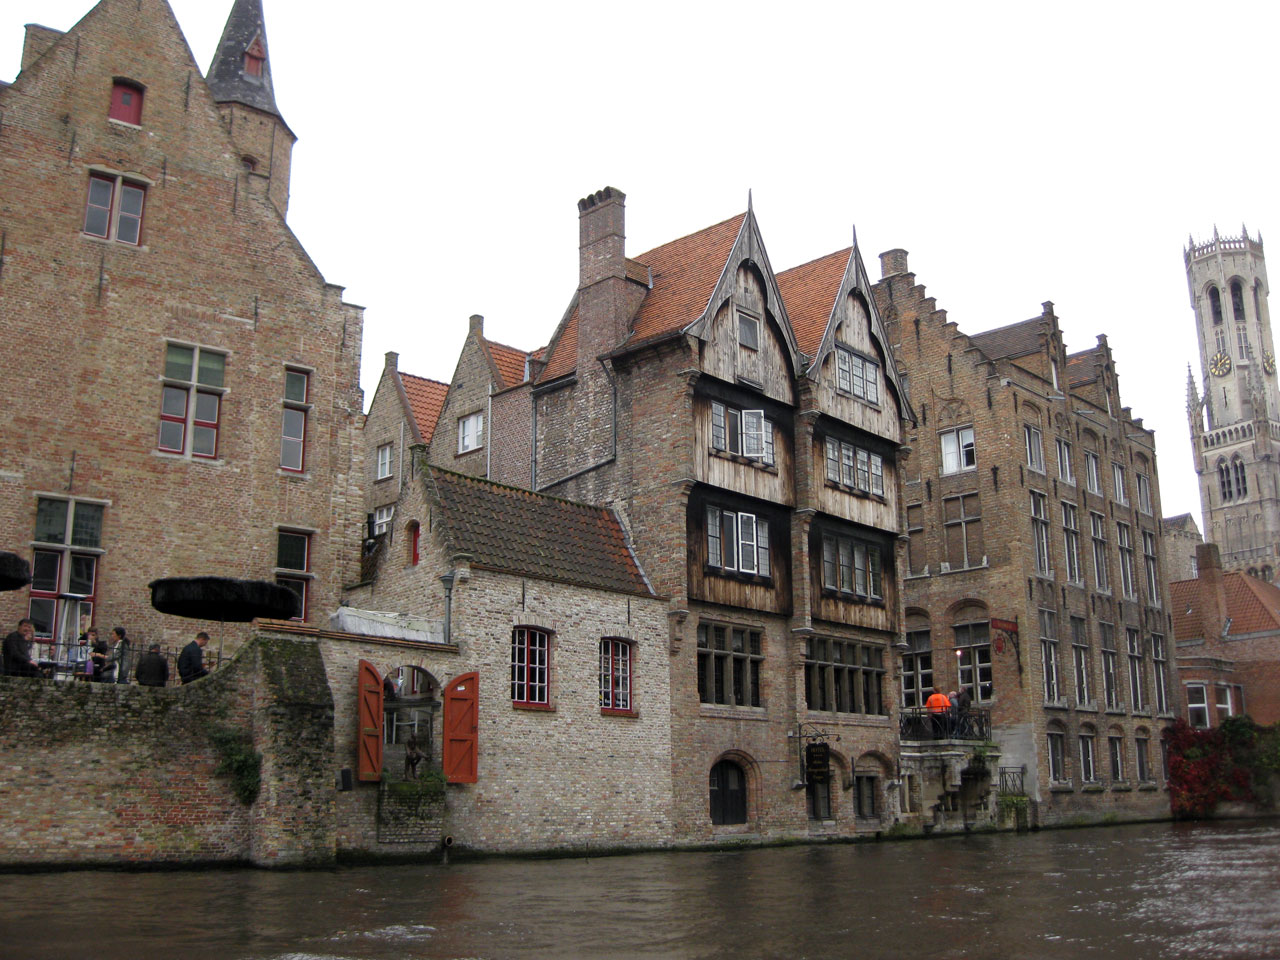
[777,245,853,277]
[632,211,747,263]
[429,466,618,514]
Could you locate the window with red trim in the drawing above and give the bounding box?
[244,38,266,77]
[108,81,143,124]
[159,344,225,458]
[408,521,420,565]
[84,174,145,245]
[599,638,632,712]
[275,530,310,621]
[280,369,308,471]
[511,627,550,705]
[29,497,103,653]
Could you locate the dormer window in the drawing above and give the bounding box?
[244,37,266,78]
[737,311,760,351]
[108,80,144,125]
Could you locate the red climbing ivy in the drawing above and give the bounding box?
[1165,716,1280,818]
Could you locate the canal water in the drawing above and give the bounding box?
[5,820,1279,959]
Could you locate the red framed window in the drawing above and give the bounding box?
[83,175,145,245]
[275,530,310,621]
[408,521,420,566]
[108,81,143,125]
[280,369,309,472]
[29,498,103,656]
[159,344,225,458]
[511,627,550,705]
[599,638,632,712]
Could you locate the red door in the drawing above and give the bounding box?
[443,672,479,783]
[356,659,384,782]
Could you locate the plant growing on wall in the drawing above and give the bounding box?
[1166,716,1280,818]
[209,726,261,805]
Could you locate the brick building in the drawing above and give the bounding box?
[877,250,1178,826]
[1172,543,1280,728]
[0,0,364,651]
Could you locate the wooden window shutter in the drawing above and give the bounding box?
[443,672,479,783]
[356,659,384,782]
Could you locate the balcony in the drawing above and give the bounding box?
[899,707,992,742]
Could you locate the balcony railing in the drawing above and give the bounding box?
[899,707,991,742]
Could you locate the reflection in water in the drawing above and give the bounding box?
[3,821,1278,959]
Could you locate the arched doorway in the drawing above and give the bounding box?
[709,758,747,825]
[383,666,442,773]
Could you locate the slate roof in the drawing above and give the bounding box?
[427,468,654,597]
[776,247,852,358]
[536,213,746,383]
[400,374,448,445]
[1067,346,1103,387]
[1170,572,1280,641]
[968,317,1044,361]
[206,0,284,122]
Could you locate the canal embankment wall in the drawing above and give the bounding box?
[0,632,335,869]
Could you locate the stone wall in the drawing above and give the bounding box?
[0,629,335,868]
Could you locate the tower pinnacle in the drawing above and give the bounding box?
[207,0,284,122]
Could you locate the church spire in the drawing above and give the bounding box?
[207,0,284,123]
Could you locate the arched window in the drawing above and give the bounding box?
[1233,457,1248,499]
[1218,460,1232,502]
[1209,286,1224,325]
[1232,281,1247,323]
[709,759,747,824]
[1263,565,1273,582]
[953,603,992,702]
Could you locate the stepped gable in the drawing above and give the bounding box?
[777,247,852,358]
[968,316,1045,362]
[1066,345,1104,387]
[536,213,746,383]
[206,0,284,121]
[400,374,448,444]
[1171,571,1280,640]
[427,468,653,596]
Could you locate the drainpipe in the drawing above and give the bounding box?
[439,571,455,644]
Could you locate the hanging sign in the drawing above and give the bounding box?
[805,742,830,782]
[991,618,1018,655]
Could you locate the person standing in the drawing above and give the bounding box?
[112,627,132,684]
[177,631,210,684]
[2,619,41,678]
[89,631,113,682]
[134,643,169,688]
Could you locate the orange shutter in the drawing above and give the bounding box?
[356,659,384,782]
[443,672,479,783]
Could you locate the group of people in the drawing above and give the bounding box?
[2,618,213,687]
[924,687,974,737]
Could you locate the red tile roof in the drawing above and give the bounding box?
[427,468,653,596]
[1170,572,1280,641]
[485,339,530,390]
[400,374,448,445]
[776,247,851,358]
[537,213,746,383]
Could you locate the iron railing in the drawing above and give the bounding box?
[999,765,1026,796]
[899,707,991,742]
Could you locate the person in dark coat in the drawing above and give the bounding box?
[112,626,132,685]
[177,631,210,684]
[2,619,41,678]
[90,632,113,682]
[134,643,169,688]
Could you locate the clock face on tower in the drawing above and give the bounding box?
[1265,352,1276,376]
[1210,352,1233,377]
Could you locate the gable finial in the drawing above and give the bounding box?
[851,223,859,250]
[747,188,753,213]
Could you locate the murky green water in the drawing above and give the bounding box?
[4,820,1278,959]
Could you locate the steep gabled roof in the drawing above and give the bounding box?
[426,468,653,597]
[1171,572,1280,641]
[400,374,448,445]
[969,317,1045,362]
[485,339,531,390]
[776,247,851,358]
[206,0,286,125]
[1067,345,1104,387]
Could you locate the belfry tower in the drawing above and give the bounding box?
[207,0,294,218]
[1186,227,1280,580]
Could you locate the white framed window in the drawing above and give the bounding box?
[458,412,484,453]
[1117,523,1136,599]
[1142,530,1160,606]
[1091,512,1110,592]
[1151,634,1169,713]
[1215,685,1238,724]
[512,627,551,706]
[835,346,880,404]
[1085,451,1102,494]
[1073,632,1092,706]
[373,505,394,536]
[1135,735,1151,782]
[1186,683,1209,728]
[1100,623,1121,710]
[1031,491,1051,575]
[940,427,976,474]
[1056,438,1074,483]
[275,530,310,621]
[1079,734,1097,783]
[158,343,226,459]
[707,505,770,577]
[1062,502,1082,583]
[84,172,146,244]
[599,638,632,712]
[1047,730,1067,783]
[1137,473,1152,514]
[1025,425,1044,472]
[712,402,775,464]
[737,311,760,351]
[1127,628,1146,712]
[955,619,993,702]
[280,369,309,472]
[1112,463,1129,505]
[821,533,885,600]
[823,437,882,495]
[1040,608,1060,703]
[376,443,393,480]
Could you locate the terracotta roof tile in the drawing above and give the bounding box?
[969,317,1044,361]
[1170,572,1280,640]
[400,374,448,445]
[485,339,530,389]
[777,247,851,358]
[428,468,652,596]
[540,305,579,382]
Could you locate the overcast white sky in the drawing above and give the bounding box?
[12,1,1280,523]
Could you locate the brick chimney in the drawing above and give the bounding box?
[880,249,909,279]
[1196,543,1230,640]
[577,187,628,367]
[384,350,398,372]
